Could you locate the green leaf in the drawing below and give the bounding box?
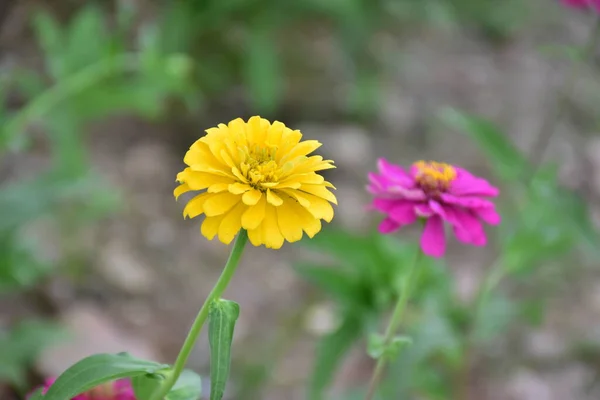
[438,107,528,181]
[65,6,112,73]
[308,316,363,400]
[42,353,169,400]
[133,369,202,400]
[0,320,65,389]
[208,299,240,400]
[167,369,203,400]
[473,294,517,343]
[132,373,163,400]
[367,333,412,360]
[244,25,283,113]
[32,11,66,79]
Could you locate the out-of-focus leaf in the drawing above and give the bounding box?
[438,108,528,181]
[0,233,51,293]
[0,320,66,389]
[32,11,66,79]
[12,70,47,99]
[65,6,113,74]
[472,294,517,343]
[308,316,363,400]
[244,25,283,113]
[293,263,362,306]
[367,333,412,360]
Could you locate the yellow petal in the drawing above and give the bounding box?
[174,183,191,200]
[228,183,251,195]
[280,140,322,162]
[241,195,266,230]
[275,129,302,159]
[247,116,267,144]
[301,193,335,222]
[279,173,324,187]
[266,121,285,146]
[201,214,225,240]
[266,189,283,206]
[184,141,223,172]
[299,184,337,204]
[217,202,246,244]
[262,204,285,249]
[276,201,303,243]
[203,192,241,216]
[183,193,210,219]
[247,226,263,247]
[228,118,247,137]
[207,183,231,193]
[242,189,262,206]
[184,170,234,191]
[285,195,322,238]
[280,189,310,208]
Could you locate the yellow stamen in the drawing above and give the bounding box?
[241,144,280,189]
[413,160,456,192]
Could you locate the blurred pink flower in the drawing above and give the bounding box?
[367,159,500,258]
[561,0,600,11]
[30,378,135,400]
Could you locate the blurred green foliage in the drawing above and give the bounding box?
[0,320,65,393]
[294,107,600,400]
[0,0,573,398]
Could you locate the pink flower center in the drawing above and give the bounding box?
[413,160,456,197]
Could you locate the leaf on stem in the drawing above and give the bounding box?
[42,353,169,400]
[208,299,240,400]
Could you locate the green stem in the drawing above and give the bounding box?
[149,230,249,400]
[364,249,422,400]
[2,53,139,150]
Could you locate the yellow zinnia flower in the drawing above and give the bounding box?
[174,116,337,249]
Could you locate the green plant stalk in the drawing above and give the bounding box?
[3,53,139,150]
[364,248,422,400]
[149,230,249,400]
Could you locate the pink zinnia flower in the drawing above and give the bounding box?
[367,159,500,258]
[30,378,135,400]
[561,0,600,12]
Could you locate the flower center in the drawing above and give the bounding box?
[241,144,280,189]
[413,160,456,196]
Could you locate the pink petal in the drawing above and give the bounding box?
[371,198,397,213]
[429,200,448,219]
[379,218,401,234]
[449,167,499,197]
[474,207,501,225]
[420,215,446,257]
[367,172,388,194]
[387,185,427,201]
[447,207,487,246]
[415,203,434,217]
[377,158,415,187]
[388,202,417,225]
[440,193,496,209]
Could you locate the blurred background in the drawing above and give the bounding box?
[2,0,600,399]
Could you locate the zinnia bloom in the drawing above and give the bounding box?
[367,159,500,258]
[561,0,600,11]
[175,116,337,249]
[30,378,135,400]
